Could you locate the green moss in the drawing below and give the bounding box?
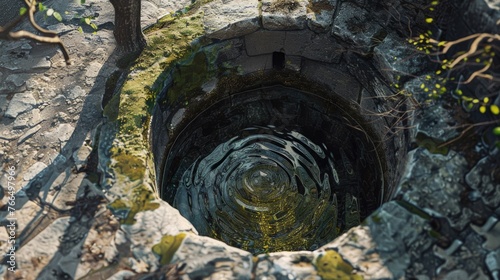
[109,198,127,210]
[134,11,205,71]
[315,250,363,280]
[112,152,146,181]
[104,2,220,226]
[109,185,160,225]
[167,51,208,103]
[152,233,187,265]
[415,132,449,155]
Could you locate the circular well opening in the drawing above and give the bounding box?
[159,85,385,254]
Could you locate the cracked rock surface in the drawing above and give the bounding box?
[0,0,499,279]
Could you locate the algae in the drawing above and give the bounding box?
[112,152,146,182]
[109,184,160,225]
[415,132,449,155]
[100,2,215,227]
[167,51,208,104]
[152,233,187,265]
[315,250,363,280]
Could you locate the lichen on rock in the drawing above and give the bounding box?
[152,233,187,265]
[315,250,363,280]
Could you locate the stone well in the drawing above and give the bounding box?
[149,21,412,256]
[93,0,500,279]
[2,0,500,279]
[101,1,425,278]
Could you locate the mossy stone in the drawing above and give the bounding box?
[152,233,187,265]
[315,250,363,280]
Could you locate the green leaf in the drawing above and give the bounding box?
[46,8,54,16]
[38,3,46,11]
[53,11,62,21]
[491,104,500,115]
[493,126,500,136]
[77,26,83,33]
[90,23,98,30]
[81,0,86,4]
[84,17,91,25]
[19,7,27,15]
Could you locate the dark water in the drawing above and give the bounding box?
[161,86,383,254]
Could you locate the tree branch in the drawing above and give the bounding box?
[0,0,70,64]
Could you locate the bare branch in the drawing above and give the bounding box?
[0,0,70,64]
[463,60,493,84]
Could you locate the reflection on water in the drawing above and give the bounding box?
[161,86,382,254]
[174,128,341,253]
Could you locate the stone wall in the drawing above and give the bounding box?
[0,0,499,279]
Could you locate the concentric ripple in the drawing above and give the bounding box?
[173,128,340,253]
[161,86,384,254]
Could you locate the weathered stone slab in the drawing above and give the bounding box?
[301,32,343,63]
[4,91,37,119]
[5,74,28,88]
[172,234,253,279]
[322,212,405,279]
[404,76,460,144]
[120,201,196,270]
[332,2,383,54]
[231,54,274,75]
[466,151,500,209]
[0,55,34,72]
[66,85,86,100]
[301,60,361,104]
[262,0,309,30]
[306,0,338,33]
[254,251,317,279]
[398,149,471,230]
[23,161,48,182]
[373,32,428,84]
[364,202,432,278]
[283,30,312,54]
[202,0,261,40]
[14,217,71,273]
[245,30,341,62]
[42,123,75,148]
[245,30,287,56]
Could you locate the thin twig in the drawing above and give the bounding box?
[0,0,70,64]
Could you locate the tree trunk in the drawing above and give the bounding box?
[109,0,146,53]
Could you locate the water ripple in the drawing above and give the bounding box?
[173,128,340,253]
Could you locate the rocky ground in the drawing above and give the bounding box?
[0,0,190,278]
[0,0,500,279]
